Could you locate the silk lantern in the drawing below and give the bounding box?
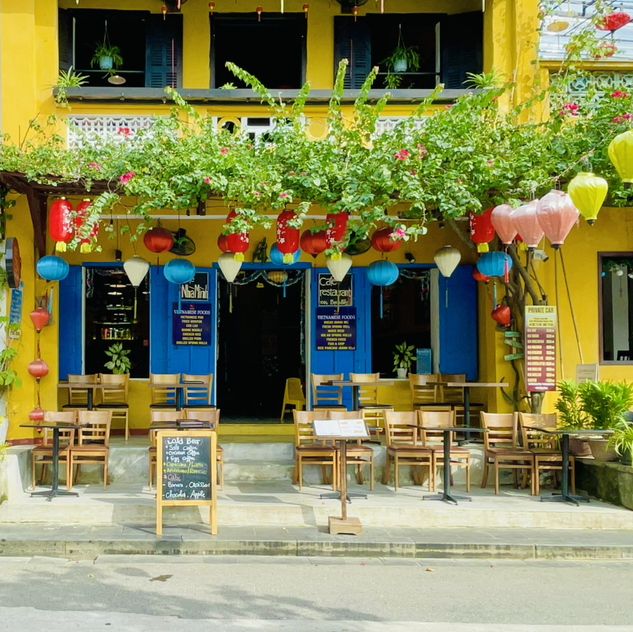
[75,199,99,253]
[567,172,608,225]
[491,204,517,245]
[536,190,579,248]
[163,258,195,285]
[48,198,74,252]
[477,252,513,279]
[144,226,175,253]
[217,234,230,253]
[433,246,461,278]
[597,12,631,32]
[123,256,150,320]
[276,210,301,263]
[300,230,328,257]
[608,129,633,183]
[325,212,349,247]
[491,304,512,327]
[29,307,50,333]
[371,227,403,253]
[511,200,543,249]
[367,260,399,286]
[222,210,250,260]
[326,254,352,282]
[28,407,45,423]
[218,252,242,283]
[28,359,49,380]
[36,255,69,281]
[470,209,495,253]
[472,270,490,283]
[271,243,301,265]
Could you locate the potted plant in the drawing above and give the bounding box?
[91,42,123,72]
[393,342,416,378]
[104,343,132,375]
[382,25,420,89]
[54,66,89,106]
[579,381,633,461]
[555,380,592,456]
[609,421,633,465]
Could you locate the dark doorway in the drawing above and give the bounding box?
[371,269,431,375]
[217,270,305,420]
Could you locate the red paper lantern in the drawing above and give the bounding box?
[472,270,490,283]
[29,307,50,333]
[326,212,349,247]
[300,230,328,258]
[221,210,250,260]
[28,359,49,380]
[470,208,496,253]
[75,199,100,253]
[49,198,74,252]
[28,407,45,423]
[217,234,231,253]
[491,304,512,327]
[143,226,175,253]
[276,210,301,263]
[371,227,402,253]
[597,12,631,32]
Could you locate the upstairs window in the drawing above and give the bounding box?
[211,14,306,89]
[59,9,182,88]
[600,254,633,363]
[334,12,483,89]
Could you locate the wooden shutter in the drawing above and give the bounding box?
[145,14,183,88]
[334,17,371,89]
[441,11,483,89]
[59,266,84,379]
[58,9,73,72]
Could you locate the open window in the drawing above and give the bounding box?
[58,9,182,88]
[211,14,306,89]
[334,12,482,89]
[600,254,633,363]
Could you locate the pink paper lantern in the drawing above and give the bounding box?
[536,190,580,249]
[511,200,543,249]
[491,204,517,245]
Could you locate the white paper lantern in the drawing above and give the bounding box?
[123,256,150,287]
[433,245,461,278]
[218,253,243,283]
[326,254,352,282]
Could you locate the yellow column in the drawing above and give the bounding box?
[182,1,211,88]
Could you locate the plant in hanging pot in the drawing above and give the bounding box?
[104,342,132,375]
[91,42,123,73]
[382,26,420,89]
[393,342,416,378]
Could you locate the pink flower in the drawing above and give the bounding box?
[612,90,630,99]
[394,149,411,161]
[88,162,102,171]
[279,192,290,200]
[389,225,409,242]
[613,113,633,124]
[220,147,229,156]
[119,171,136,185]
[203,177,212,185]
[597,42,618,58]
[561,103,580,117]
[117,127,133,138]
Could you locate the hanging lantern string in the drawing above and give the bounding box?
[559,249,584,364]
[554,249,565,381]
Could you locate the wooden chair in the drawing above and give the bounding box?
[280,377,306,421]
[327,410,374,490]
[149,373,180,409]
[184,408,224,489]
[148,410,180,488]
[383,411,434,491]
[480,412,533,495]
[182,374,214,408]
[62,373,98,410]
[31,411,77,488]
[311,373,346,409]
[519,412,575,496]
[96,373,130,441]
[418,409,471,492]
[293,410,338,490]
[68,410,112,489]
[409,374,445,409]
[350,372,394,438]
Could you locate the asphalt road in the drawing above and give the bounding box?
[1,555,633,631]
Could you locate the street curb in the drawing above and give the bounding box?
[2,538,633,560]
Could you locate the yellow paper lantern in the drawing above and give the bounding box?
[567,172,608,225]
[608,130,633,183]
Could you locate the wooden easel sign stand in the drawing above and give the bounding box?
[156,429,218,536]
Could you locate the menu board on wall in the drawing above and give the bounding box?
[173,303,211,346]
[525,305,557,392]
[316,307,357,351]
[318,273,353,306]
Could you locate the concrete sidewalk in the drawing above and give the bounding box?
[2,523,633,560]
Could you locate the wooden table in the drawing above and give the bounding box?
[21,423,80,501]
[58,381,123,411]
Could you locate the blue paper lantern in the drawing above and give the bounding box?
[164,258,195,285]
[476,252,513,278]
[367,260,399,286]
[36,255,69,281]
[270,243,301,265]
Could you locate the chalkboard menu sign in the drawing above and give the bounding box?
[161,435,211,501]
[156,430,217,536]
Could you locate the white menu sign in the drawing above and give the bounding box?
[313,419,369,439]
